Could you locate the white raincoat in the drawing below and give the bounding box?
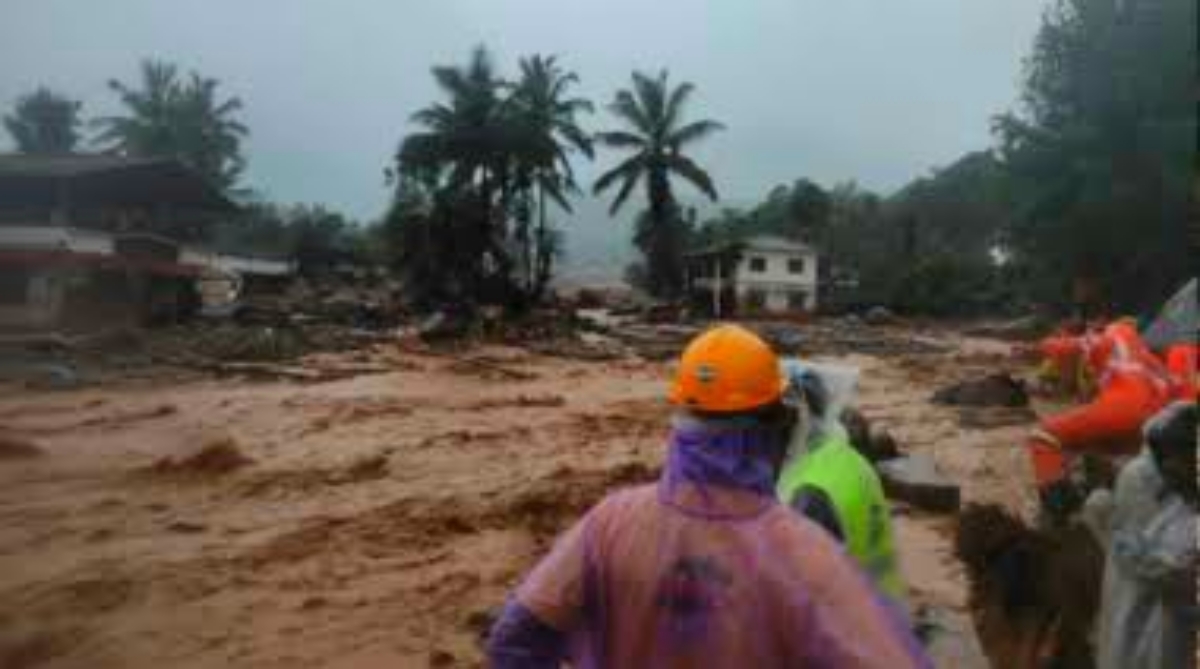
[1091,450,1198,669]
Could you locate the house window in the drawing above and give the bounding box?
[788,258,805,274]
[749,257,767,273]
[788,290,808,310]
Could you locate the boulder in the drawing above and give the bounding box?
[932,373,1029,408]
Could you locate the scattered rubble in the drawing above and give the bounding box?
[962,316,1051,342]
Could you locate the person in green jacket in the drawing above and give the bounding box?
[776,360,908,605]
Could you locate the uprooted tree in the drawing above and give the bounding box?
[382,46,593,312]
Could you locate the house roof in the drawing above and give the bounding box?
[739,234,815,254]
[0,154,236,211]
[687,233,816,258]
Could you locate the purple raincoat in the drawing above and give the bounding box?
[489,415,929,668]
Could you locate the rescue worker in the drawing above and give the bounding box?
[1163,342,1198,400]
[776,361,907,606]
[1085,401,1198,669]
[487,324,930,668]
[1028,319,1174,521]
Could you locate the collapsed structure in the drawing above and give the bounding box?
[0,155,292,331]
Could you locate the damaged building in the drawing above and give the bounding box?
[0,155,292,331]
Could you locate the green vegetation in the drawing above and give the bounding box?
[384,46,595,311]
[4,0,1191,315]
[3,87,83,154]
[693,0,1193,316]
[994,0,1194,313]
[593,70,724,299]
[95,60,249,193]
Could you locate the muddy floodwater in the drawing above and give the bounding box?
[0,329,1043,668]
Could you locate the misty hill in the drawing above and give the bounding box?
[556,194,751,286]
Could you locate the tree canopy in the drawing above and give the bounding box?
[3,87,83,154]
[386,46,594,311]
[95,59,249,193]
[594,70,724,299]
[994,0,1195,313]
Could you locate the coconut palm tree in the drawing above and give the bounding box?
[3,87,82,154]
[397,46,513,303]
[95,60,248,192]
[508,54,594,296]
[400,46,507,194]
[593,70,724,297]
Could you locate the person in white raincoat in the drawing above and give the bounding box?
[1086,401,1197,669]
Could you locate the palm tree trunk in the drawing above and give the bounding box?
[533,181,548,300]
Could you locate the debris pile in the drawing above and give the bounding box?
[758,320,949,358]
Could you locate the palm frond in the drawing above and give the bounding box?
[662,81,695,132]
[556,122,594,158]
[667,119,725,148]
[664,153,719,201]
[609,90,652,134]
[595,131,646,149]
[593,153,645,195]
[631,71,667,132]
[607,173,641,215]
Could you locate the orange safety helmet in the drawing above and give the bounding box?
[668,324,786,413]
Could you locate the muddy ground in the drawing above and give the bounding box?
[0,325,1050,668]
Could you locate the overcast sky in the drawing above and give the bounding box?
[1,1,1047,222]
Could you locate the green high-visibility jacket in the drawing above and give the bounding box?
[777,434,907,603]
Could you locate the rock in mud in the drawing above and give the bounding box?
[877,454,960,513]
[0,434,44,459]
[149,437,254,477]
[932,373,1029,408]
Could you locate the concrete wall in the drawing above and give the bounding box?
[734,247,818,287]
[0,225,114,254]
[733,247,820,313]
